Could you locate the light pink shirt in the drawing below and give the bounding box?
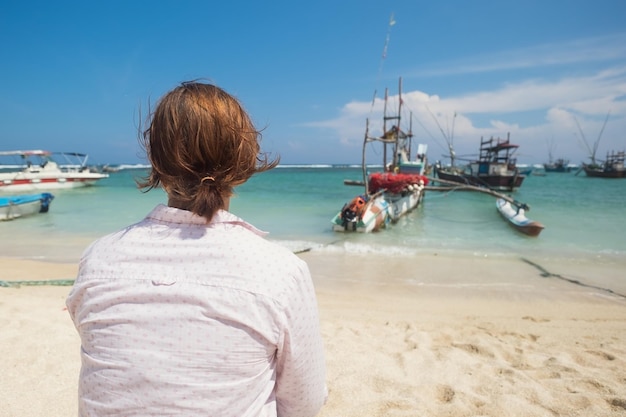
[66,204,327,417]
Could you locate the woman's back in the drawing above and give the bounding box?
[67,205,327,416]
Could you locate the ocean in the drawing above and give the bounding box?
[2,165,624,262]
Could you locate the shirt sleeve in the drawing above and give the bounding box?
[275,260,328,417]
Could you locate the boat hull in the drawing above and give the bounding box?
[0,193,54,220]
[384,186,423,222]
[332,194,390,232]
[582,166,626,178]
[0,174,107,192]
[0,150,109,193]
[543,165,572,173]
[435,166,524,192]
[496,198,544,237]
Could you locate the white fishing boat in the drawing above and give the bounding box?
[331,191,390,232]
[332,78,428,233]
[496,198,544,237]
[0,150,109,193]
[0,193,54,221]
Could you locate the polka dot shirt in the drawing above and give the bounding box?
[66,204,327,417]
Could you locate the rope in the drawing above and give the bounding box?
[0,279,75,288]
[521,258,626,299]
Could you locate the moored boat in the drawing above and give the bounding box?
[0,150,109,193]
[495,198,544,237]
[581,150,625,178]
[434,133,525,191]
[543,138,572,173]
[543,158,572,173]
[332,78,428,233]
[331,192,390,232]
[0,193,54,221]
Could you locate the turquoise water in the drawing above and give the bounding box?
[1,166,625,267]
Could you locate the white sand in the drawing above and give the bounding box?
[1,254,625,417]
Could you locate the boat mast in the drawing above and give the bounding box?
[382,88,389,167]
[362,119,370,195]
[394,77,403,167]
[382,77,403,170]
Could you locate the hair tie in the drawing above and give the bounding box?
[200,175,216,184]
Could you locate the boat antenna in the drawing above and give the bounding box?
[574,116,594,163]
[574,110,610,165]
[426,105,457,167]
[594,110,611,159]
[371,13,396,112]
[379,13,396,79]
[546,136,555,164]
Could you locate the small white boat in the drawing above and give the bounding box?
[496,198,544,237]
[0,193,54,221]
[331,192,390,233]
[0,150,109,193]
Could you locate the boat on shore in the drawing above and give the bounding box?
[495,198,544,237]
[434,133,525,191]
[0,193,54,221]
[332,78,428,233]
[0,150,109,193]
[581,150,625,178]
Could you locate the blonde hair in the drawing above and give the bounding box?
[138,81,279,220]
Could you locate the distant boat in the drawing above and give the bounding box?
[0,150,109,193]
[496,198,544,237]
[573,111,624,178]
[543,137,572,173]
[0,193,54,221]
[581,150,626,178]
[332,78,428,233]
[434,133,526,192]
[543,158,572,173]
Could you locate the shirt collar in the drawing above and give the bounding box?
[145,204,268,237]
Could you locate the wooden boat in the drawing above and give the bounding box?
[543,138,572,172]
[495,198,544,237]
[0,193,54,221]
[581,150,625,178]
[0,150,109,193]
[543,158,572,173]
[332,78,428,233]
[573,112,624,178]
[434,133,525,191]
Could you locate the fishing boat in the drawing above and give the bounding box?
[573,111,624,178]
[434,133,525,191]
[544,158,572,173]
[0,193,54,221]
[332,78,429,233]
[0,150,109,193]
[495,198,544,237]
[543,138,572,173]
[331,191,390,232]
[581,150,625,178]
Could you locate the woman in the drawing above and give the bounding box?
[66,81,327,417]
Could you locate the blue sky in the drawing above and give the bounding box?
[1,0,625,166]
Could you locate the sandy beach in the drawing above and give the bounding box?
[2,253,625,417]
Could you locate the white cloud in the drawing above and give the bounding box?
[309,65,626,164]
[411,33,626,77]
